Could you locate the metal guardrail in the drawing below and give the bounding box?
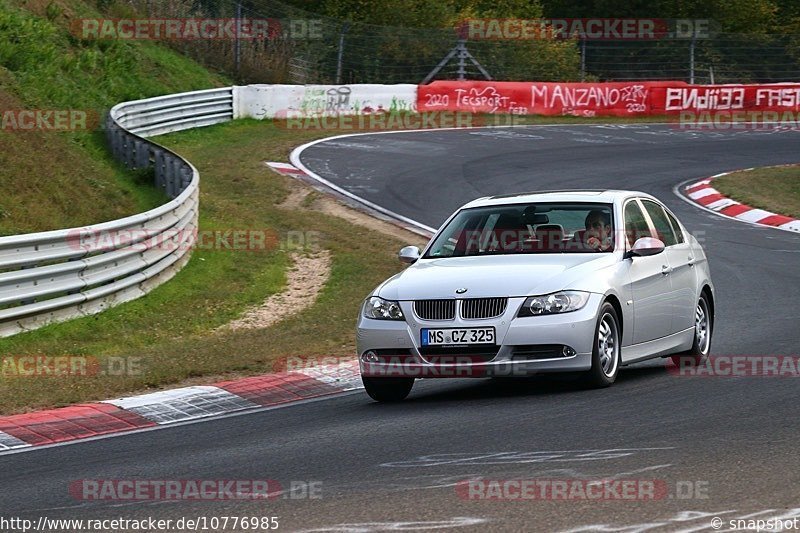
[0,87,234,337]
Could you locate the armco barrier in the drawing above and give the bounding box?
[0,87,233,337]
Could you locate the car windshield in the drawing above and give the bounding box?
[424,202,616,257]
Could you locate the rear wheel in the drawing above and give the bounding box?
[362,376,414,402]
[584,303,621,388]
[671,293,712,368]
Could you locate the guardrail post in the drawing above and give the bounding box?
[180,165,192,191]
[126,138,138,169]
[119,130,128,162]
[120,132,129,164]
[136,141,151,169]
[171,159,185,195]
[153,149,166,192]
[164,155,176,198]
[128,138,138,169]
[109,127,121,160]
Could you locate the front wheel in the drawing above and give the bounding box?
[671,293,712,368]
[362,376,414,402]
[583,302,621,388]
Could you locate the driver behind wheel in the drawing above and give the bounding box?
[570,209,614,252]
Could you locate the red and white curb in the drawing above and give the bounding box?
[0,361,361,452]
[684,173,800,233]
[266,161,307,178]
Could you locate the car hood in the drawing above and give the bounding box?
[376,254,617,300]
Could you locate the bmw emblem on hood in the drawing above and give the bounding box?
[455,288,468,294]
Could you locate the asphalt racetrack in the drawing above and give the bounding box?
[2,124,799,532]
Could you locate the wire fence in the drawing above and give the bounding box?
[582,34,800,83]
[126,0,800,84]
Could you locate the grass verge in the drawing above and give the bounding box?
[0,0,229,235]
[713,165,800,219]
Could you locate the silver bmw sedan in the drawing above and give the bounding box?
[357,190,714,401]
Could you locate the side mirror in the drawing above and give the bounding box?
[627,237,665,258]
[398,245,421,264]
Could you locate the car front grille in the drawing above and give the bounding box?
[412,298,509,321]
[414,299,456,320]
[461,297,508,319]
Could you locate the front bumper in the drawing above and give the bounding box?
[357,294,602,378]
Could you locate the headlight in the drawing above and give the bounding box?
[363,296,405,320]
[518,291,590,317]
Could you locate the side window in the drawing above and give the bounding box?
[665,209,685,243]
[624,201,652,248]
[642,200,678,246]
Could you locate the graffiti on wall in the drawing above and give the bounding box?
[297,86,415,116]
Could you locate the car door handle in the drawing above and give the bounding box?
[661,265,673,275]
[687,256,695,267]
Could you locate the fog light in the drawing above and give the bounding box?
[361,351,379,363]
[562,346,576,357]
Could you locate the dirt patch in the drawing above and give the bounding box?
[277,181,312,209]
[312,192,430,248]
[225,250,332,331]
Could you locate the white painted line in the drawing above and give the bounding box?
[102,386,258,425]
[0,430,30,451]
[736,208,776,223]
[290,136,437,237]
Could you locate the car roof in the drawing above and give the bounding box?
[461,190,657,208]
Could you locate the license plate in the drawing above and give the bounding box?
[421,327,495,346]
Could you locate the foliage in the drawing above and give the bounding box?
[0,0,228,234]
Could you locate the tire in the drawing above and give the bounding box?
[583,302,621,388]
[671,293,712,368]
[362,376,414,402]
